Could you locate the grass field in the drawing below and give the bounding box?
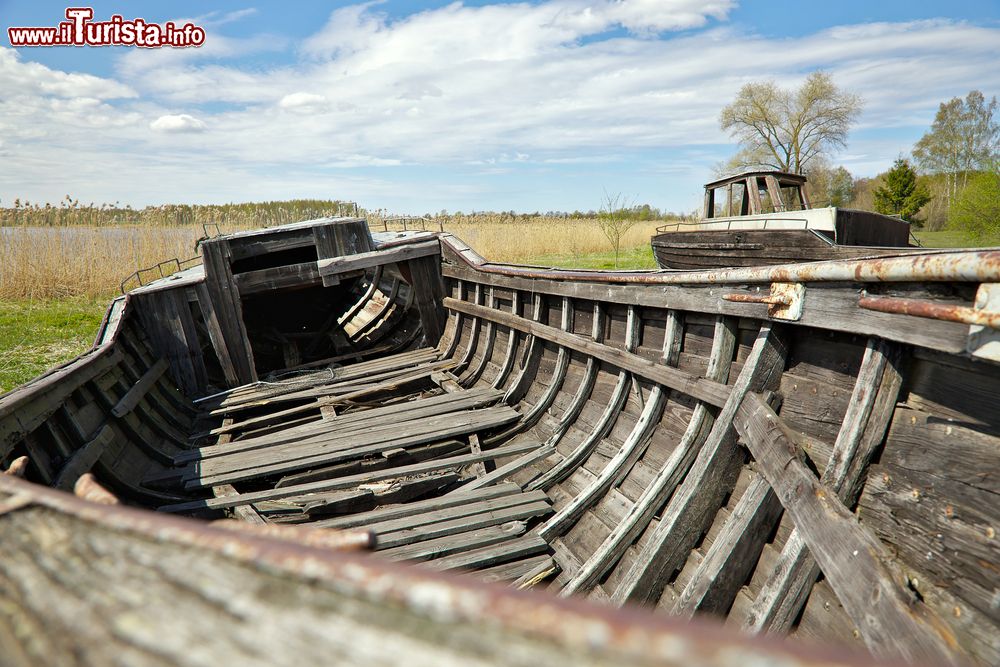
[0,297,107,392]
[0,221,988,393]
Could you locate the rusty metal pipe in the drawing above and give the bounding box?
[721,293,791,306]
[858,294,1000,329]
[439,234,1000,285]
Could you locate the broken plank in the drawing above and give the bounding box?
[159,440,541,513]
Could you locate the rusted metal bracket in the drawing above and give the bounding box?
[723,282,805,321]
[858,284,1000,361]
[969,283,1000,361]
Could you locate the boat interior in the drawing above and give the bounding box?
[1,217,998,666]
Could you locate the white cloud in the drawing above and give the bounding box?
[0,47,135,99]
[279,92,329,113]
[150,114,206,133]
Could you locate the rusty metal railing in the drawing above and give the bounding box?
[119,256,202,294]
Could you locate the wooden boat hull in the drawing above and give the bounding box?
[2,218,998,666]
[650,228,926,270]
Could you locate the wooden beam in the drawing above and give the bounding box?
[485,296,575,447]
[764,175,785,212]
[201,240,256,385]
[54,424,115,490]
[563,314,740,596]
[406,253,447,346]
[501,293,546,405]
[444,297,731,408]
[523,301,604,490]
[316,240,439,279]
[743,339,903,634]
[610,323,787,606]
[732,391,964,666]
[671,472,783,617]
[746,177,763,215]
[539,306,645,540]
[111,359,168,418]
[234,262,322,295]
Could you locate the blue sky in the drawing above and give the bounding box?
[1,1,998,215]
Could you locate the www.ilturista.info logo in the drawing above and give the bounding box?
[7,8,206,48]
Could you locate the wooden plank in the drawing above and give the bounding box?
[484,296,574,446]
[743,339,902,635]
[610,323,787,606]
[467,433,488,478]
[316,240,439,278]
[733,391,965,666]
[671,472,783,617]
[318,483,522,529]
[299,473,459,517]
[186,385,497,463]
[313,220,373,260]
[183,407,520,488]
[210,418,267,524]
[561,312,723,595]
[374,500,552,550]
[441,263,969,355]
[273,440,467,490]
[158,440,541,513]
[444,298,731,408]
[200,240,256,385]
[380,524,528,562]
[427,535,549,571]
[54,424,115,490]
[452,444,555,493]
[406,254,447,346]
[111,359,169,418]
[234,262,322,295]
[502,293,546,404]
[366,490,548,535]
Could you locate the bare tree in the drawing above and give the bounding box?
[720,72,862,175]
[596,191,638,269]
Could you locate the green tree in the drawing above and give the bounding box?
[596,191,638,269]
[948,162,1000,243]
[913,91,1000,200]
[805,161,855,207]
[720,71,863,174]
[873,159,932,222]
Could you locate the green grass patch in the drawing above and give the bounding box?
[912,229,983,248]
[0,297,108,393]
[522,244,658,270]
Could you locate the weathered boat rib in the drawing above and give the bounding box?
[2,218,998,666]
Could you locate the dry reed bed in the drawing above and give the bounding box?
[0,225,211,300]
[0,218,664,300]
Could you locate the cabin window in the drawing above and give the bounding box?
[710,183,747,217]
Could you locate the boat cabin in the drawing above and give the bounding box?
[703,171,810,218]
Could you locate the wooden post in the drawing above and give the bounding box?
[733,392,965,666]
[201,239,257,386]
[406,254,447,347]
